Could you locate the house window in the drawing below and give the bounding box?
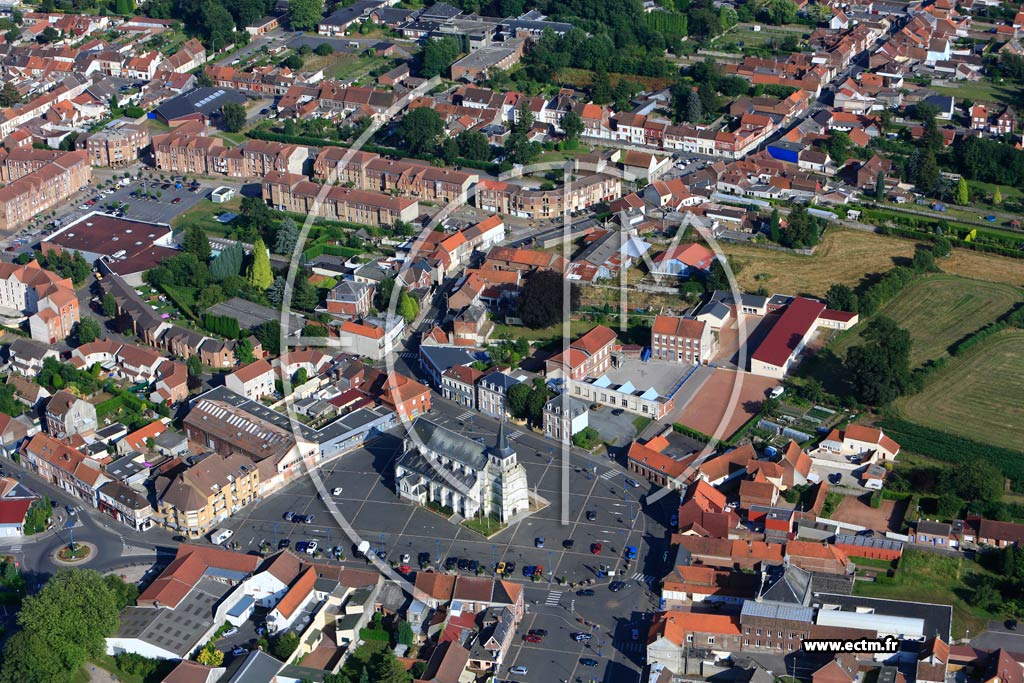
[707,636,714,645]
[755,640,760,647]
[686,634,694,643]
[756,629,761,636]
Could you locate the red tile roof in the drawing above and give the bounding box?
[752,296,826,367]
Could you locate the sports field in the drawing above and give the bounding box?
[897,330,1024,452]
[828,274,1022,367]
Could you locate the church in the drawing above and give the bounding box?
[395,418,530,523]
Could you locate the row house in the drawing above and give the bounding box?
[206,64,323,97]
[153,453,261,538]
[474,173,621,219]
[45,389,98,439]
[313,147,479,205]
[0,150,92,231]
[24,432,110,507]
[651,315,714,365]
[0,259,78,344]
[97,480,153,531]
[317,83,398,117]
[262,171,420,227]
[83,123,150,167]
[544,324,616,381]
[0,78,91,138]
[156,38,207,74]
[152,121,310,178]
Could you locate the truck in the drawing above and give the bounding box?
[210,528,233,545]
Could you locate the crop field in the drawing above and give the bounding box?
[828,274,1022,367]
[897,329,1024,452]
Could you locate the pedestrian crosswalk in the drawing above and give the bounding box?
[619,642,644,653]
[545,590,562,606]
[599,470,619,480]
[7,544,22,554]
[399,351,418,360]
[508,430,523,441]
[631,572,655,584]
[456,411,475,421]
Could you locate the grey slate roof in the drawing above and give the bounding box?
[408,418,488,470]
[740,600,814,623]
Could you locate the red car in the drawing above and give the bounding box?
[397,564,412,573]
[523,634,542,643]
[591,543,602,554]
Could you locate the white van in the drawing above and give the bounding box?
[769,386,785,399]
[210,528,233,545]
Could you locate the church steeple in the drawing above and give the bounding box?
[490,421,515,460]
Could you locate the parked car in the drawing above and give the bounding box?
[523,634,541,643]
[631,628,640,640]
[572,632,592,642]
[534,537,545,548]
[332,487,343,495]
[562,539,575,548]
[624,477,641,488]
[222,627,239,637]
[444,557,458,570]
[609,581,625,592]
[231,647,249,657]
[591,543,602,554]
[509,666,528,675]
[283,511,295,521]
[171,197,182,204]
[580,658,599,667]
[400,553,410,564]
[576,588,595,596]
[586,510,597,521]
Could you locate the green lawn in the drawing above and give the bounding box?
[170,197,242,238]
[827,274,1022,367]
[854,549,1001,638]
[897,329,1024,452]
[931,79,1020,106]
[462,514,507,536]
[492,319,598,342]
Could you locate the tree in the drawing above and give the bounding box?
[210,242,244,280]
[685,89,703,123]
[291,273,319,311]
[507,383,531,419]
[0,631,67,683]
[100,292,116,316]
[518,270,578,329]
[254,320,281,355]
[993,186,1003,204]
[274,217,299,255]
[221,102,246,133]
[912,247,936,272]
[590,67,612,105]
[14,569,121,675]
[932,236,952,258]
[954,176,969,205]
[196,642,223,666]
[561,110,584,145]
[917,150,940,193]
[769,208,781,242]
[844,316,912,405]
[875,171,886,200]
[397,620,414,647]
[0,82,22,107]
[183,225,212,262]
[396,107,444,155]
[246,238,273,290]
[38,26,60,43]
[936,492,964,519]
[941,458,1004,502]
[235,337,255,364]
[76,317,101,345]
[397,290,419,323]
[373,277,396,311]
[827,131,851,164]
[288,0,324,31]
[455,130,491,161]
[825,283,858,313]
[201,0,235,50]
[266,276,287,306]
[315,42,334,56]
[419,36,461,78]
[368,649,413,683]
[505,101,540,166]
[187,355,203,378]
[704,259,729,293]
[271,631,300,660]
[763,0,798,24]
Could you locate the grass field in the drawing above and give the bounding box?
[944,248,1024,287]
[854,549,1000,639]
[721,228,919,297]
[932,80,1020,106]
[897,329,1024,452]
[171,198,241,238]
[827,274,1022,367]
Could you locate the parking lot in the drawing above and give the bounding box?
[220,402,677,682]
[63,179,209,227]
